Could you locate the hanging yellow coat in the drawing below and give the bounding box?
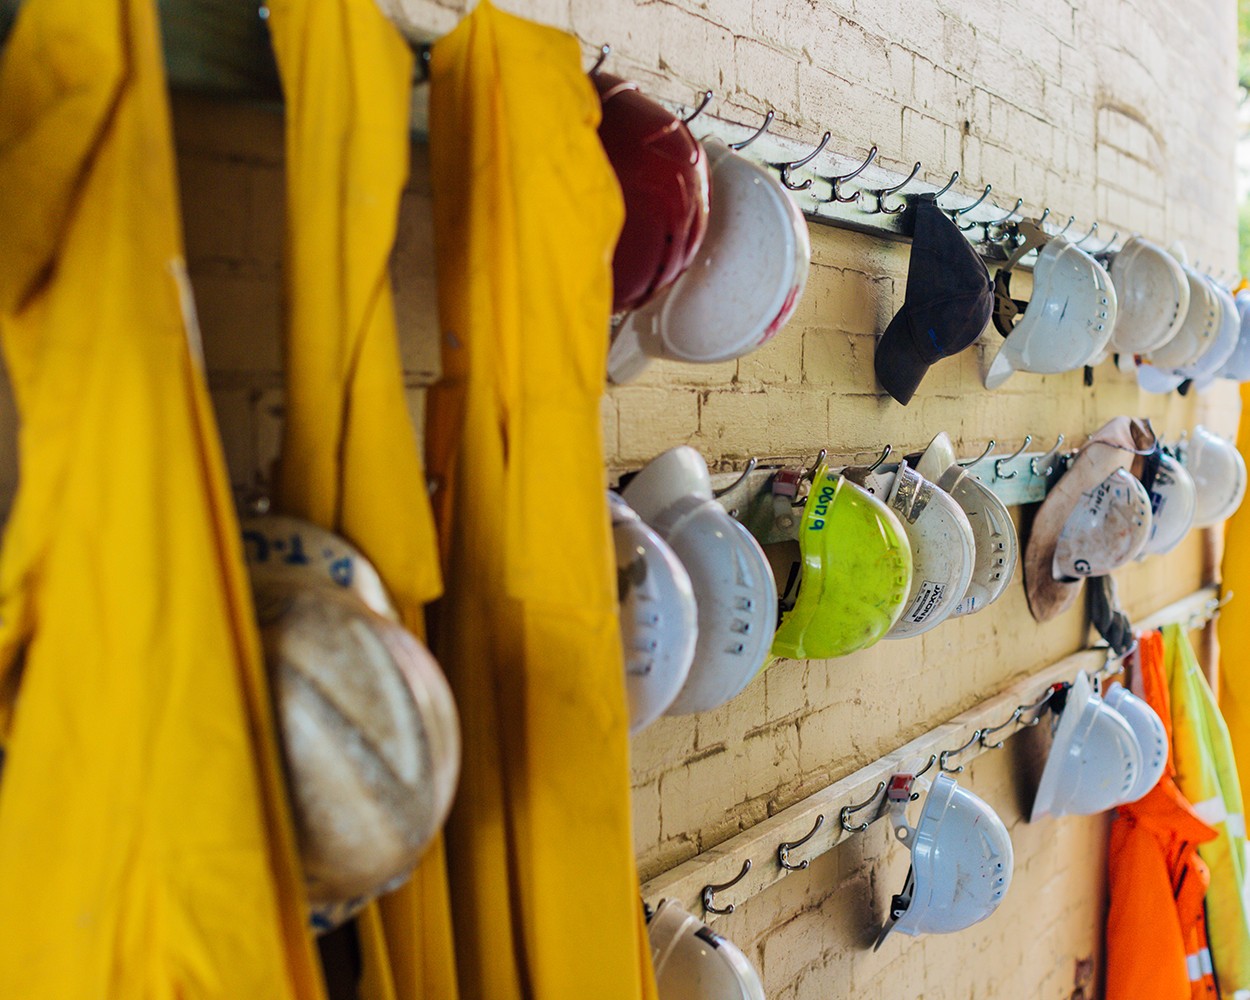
[266,2,456,998]
[0,0,324,997]
[427,5,658,998]
[1220,382,1250,812]
[1165,624,1250,997]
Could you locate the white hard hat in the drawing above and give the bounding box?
[243,517,461,931]
[609,492,698,734]
[856,461,976,639]
[1143,267,1221,370]
[1183,425,1248,527]
[1181,277,1240,389]
[1103,681,1168,803]
[1137,449,1197,557]
[915,433,1019,617]
[1214,288,1250,381]
[1031,672,1143,820]
[1051,468,1152,580]
[876,773,1013,946]
[623,448,777,713]
[1108,236,1190,354]
[647,899,766,1000]
[608,137,810,383]
[986,230,1117,389]
[1134,361,1184,395]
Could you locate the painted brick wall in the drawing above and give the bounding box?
[165,0,1240,996]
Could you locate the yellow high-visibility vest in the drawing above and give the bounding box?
[1165,624,1250,997]
[266,1,456,997]
[427,4,658,997]
[0,0,324,996]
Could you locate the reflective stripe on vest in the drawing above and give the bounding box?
[1194,796,1229,827]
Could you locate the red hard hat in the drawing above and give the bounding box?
[594,73,710,314]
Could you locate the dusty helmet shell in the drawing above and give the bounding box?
[1183,425,1248,527]
[1108,236,1190,354]
[623,448,777,713]
[609,138,810,383]
[609,492,698,734]
[986,236,1117,388]
[1137,450,1197,557]
[769,463,912,660]
[1031,672,1143,820]
[877,774,1013,945]
[647,899,766,1000]
[1181,277,1241,389]
[1051,469,1152,580]
[1144,267,1221,370]
[1103,681,1168,803]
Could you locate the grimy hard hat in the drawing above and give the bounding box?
[1050,468,1152,581]
[242,516,460,931]
[1143,266,1220,370]
[609,492,697,734]
[647,899,766,1000]
[1136,447,1197,558]
[876,773,1013,946]
[1183,277,1241,390]
[768,459,912,660]
[622,447,777,713]
[1108,236,1190,354]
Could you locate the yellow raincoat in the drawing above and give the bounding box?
[1220,382,1250,811]
[427,4,657,998]
[0,0,323,997]
[265,2,456,998]
[1165,624,1250,996]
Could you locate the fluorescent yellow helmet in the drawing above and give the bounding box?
[770,461,912,660]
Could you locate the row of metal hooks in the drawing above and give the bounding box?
[589,42,1231,280]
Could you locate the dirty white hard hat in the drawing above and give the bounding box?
[1030,672,1143,820]
[915,433,1019,617]
[623,447,777,713]
[608,137,810,383]
[609,492,698,734]
[242,517,460,931]
[854,460,976,639]
[1136,449,1197,558]
[1182,425,1248,527]
[1108,236,1190,354]
[986,228,1117,389]
[1050,468,1152,581]
[1143,267,1221,370]
[647,899,766,1000]
[876,773,1013,945]
[1181,277,1240,389]
[1103,681,1168,803]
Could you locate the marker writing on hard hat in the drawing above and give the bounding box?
[808,480,837,531]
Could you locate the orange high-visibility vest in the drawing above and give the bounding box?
[0,0,324,995]
[266,1,456,998]
[427,5,657,998]
[1220,382,1250,811]
[1107,630,1218,1000]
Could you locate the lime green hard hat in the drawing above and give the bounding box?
[771,462,913,660]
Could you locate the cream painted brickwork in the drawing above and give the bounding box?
[164,0,1240,995]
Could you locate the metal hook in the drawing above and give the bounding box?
[939,730,984,774]
[979,708,1024,750]
[865,444,892,474]
[773,131,831,192]
[815,145,877,204]
[1036,207,1051,229]
[865,161,922,215]
[729,109,774,151]
[1074,221,1099,247]
[900,754,939,799]
[1018,686,1062,727]
[806,449,828,480]
[931,170,960,204]
[1090,230,1120,256]
[953,184,992,230]
[994,435,1032,479]
[701,859,752,915]
[711,457,759,499]
[1054,215,1076,238]
[839,782,886,833]
[985,197,1024,230]
[777,814,825,870]
[962,440,997,471]
[590,43,610,75]
[1030,434,1065,476]
[682,90,713,125]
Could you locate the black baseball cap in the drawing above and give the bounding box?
[874,197,994,404]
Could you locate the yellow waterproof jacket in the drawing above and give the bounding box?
[1220,382,1250,811]
[0,0,324,997]
[427,5,657,998]
[1165,624,1250,997]
[266,2,456,998]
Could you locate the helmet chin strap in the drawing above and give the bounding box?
[1088,575,1135,658]
[992,220,1052,337]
